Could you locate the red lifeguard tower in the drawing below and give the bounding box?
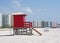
[12,12,32,35]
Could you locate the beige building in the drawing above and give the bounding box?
[50,22,57,28]
[0,14,2,27]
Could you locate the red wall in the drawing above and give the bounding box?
[13,15,26,28]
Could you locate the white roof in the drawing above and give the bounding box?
[12,12,25,15]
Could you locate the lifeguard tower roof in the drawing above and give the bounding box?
[12,12,26,16]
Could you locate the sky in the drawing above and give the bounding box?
[0,0,60,24]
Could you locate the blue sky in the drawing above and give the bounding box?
[0,0,60,23]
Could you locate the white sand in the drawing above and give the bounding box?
[0,28,60,43]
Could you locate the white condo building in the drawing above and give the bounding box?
[0,14,2,27]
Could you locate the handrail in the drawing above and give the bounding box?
[24,22,32,28]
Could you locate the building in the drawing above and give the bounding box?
[57,24,60,28]
[33,21,42,28]
[37,21,42,28]
[44,21,48,28]
[41,21,48,28]
[33,21,38,28]
[2,14,9,28]
[9,15,12,27]
[0,14,2,27]
[50,22,57,28]
[33,21,48,28]
[41,21,44,28]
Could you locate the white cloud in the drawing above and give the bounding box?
[33,8,48,15]
[12,0,33,14]
[37,9,48,13]
[38,9,48,12]
[23,7,33,13]
[0,0,33,14]
[13,0,21,8]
